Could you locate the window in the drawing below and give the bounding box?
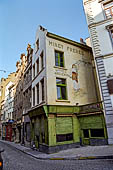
[36,83,39,104]
[90,129,104,138]
[107,79,113,94]
[36,39,39,51]
[41,79,44,101]
[33,87,35,106]
[109,26,113,43]
[55,51,64,67]
[104,2,113,19]
[56,78,67,100]
[56,133,73,142]
[36,58,39,74]
[40,51,44,69]
[83,129,89,138]
[33,64,35,78]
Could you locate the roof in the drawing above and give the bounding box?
[46,32,92,51]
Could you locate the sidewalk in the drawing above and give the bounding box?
[0,140,113,160]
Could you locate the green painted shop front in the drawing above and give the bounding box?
[29,104,107,153]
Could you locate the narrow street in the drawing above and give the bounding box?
[0,142,113,170]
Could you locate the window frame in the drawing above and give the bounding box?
[56,78,67,100]
[103,1,113,19]
[55,50,64,68]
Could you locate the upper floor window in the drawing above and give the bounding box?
[36,39,39,52]
[36,58,39,74]
[56,78,67,100]
[107,79,113,94]
[109,26,113,42]
[33,64,35,78]
[36,83,39,104]
[40,51,44,69]
[104,1,113,19]
[33,87,35,106]
[41,79,44,102]
[55,51,64,67]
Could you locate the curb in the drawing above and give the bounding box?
[0,140,113,160]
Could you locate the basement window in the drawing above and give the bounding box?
[56,133,73,142]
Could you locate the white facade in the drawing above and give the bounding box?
[83,0,113,144]
[3,81,15,122]
[31,26,98,110]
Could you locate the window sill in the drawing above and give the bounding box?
[54,66,67,70]
[56,99,70,103]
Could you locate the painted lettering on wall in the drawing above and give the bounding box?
[49,41,84,55]
[49,41,63,49]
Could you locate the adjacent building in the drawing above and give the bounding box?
[83,0,113,144]
[13,54,26,143]
[0,73,16,141]
[28,26,107,153]
[22,44,33,146]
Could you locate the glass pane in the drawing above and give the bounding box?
[55,56,59,66]
[56,78,66,85]
[57,86,61,99]
[90,129,104,137]
[60,54,64,67]
[83,129,89,138]
[61,86,66,99]
[60,62,64,67]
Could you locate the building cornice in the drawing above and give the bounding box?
[88,17,113,28]
[95,52,113,59]
[46,32,92,51]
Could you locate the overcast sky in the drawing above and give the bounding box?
[0,0,89,79]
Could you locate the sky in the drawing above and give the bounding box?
[0,0,89,79]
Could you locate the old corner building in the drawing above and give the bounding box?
[28,26,107,153]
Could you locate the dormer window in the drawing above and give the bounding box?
[104,1,113,19]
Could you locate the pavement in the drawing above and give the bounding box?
[0,139,113,160]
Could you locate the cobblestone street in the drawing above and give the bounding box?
[1,142,113,170]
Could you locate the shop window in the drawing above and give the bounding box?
[41,79,44,102]
[56,133,73,142]
[90,129,104,138]
[56,78,67,100]
[55,50,64,67]
[104,1,113,19]
[107,79,113,94]
[83,129,89,138]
